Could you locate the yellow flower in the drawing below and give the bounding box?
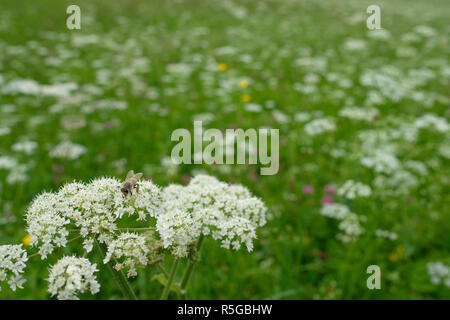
[218,63,228,71]
[242,94,251,102]
[239,80,249,89]
[22,234,31,246]
[388,252,398,262]
[388,245,405,262]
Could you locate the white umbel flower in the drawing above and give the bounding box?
[48,256,100,300]
[304,118,336,136]
[427,262,450,288]
[25,193,71,259]
[157,175,267,258]
[320,204,364,243]
[103,233,149,278]
[49,141,87,160]
[0,244,28,292]
[26,177,161,258]
[337,180,372,199]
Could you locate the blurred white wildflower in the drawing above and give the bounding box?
[161,156,179,177]
[11,141,38,155]
[404,160,428,176]
[0,127,11,136]
[0,156,18,169]
[294,112,311,122]
[438,143,450,159]
[413,25,436,38]
[336,214,364,243]
[338,106,378,122]
[156,175,267,258]
[48,256,100,300]
[375,229,398,241]
[367,29,391,40]
[304,118,336,136]
[427,262,450,288]
[373,170,419,196]
[414,114,449,133]
[244,103,262,113]
[320,203,351,220]
[3,79,76,97]
[0,244,28,292]
[49,141,87,160]
[343,38,367,51]
[361,150,400,174]
[320,204,364,242]
[6,164,30,184]
[60,115,87,131]
[337,180,372,199]
[103,233,149,278]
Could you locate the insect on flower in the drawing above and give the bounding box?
[121,170,143,198]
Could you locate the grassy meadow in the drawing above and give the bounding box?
[0,0,449,299]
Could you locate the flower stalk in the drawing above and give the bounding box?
[180,234,205,295]
[160,258,180,300]
[95,239,137,300]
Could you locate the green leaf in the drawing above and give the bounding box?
[151,273,184,294]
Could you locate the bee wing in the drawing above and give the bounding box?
[126,170,135,179]
[134,172,143,180]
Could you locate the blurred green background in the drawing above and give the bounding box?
[0,0,449,299]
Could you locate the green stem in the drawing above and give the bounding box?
[157,263,169,278]
[180,235,205,294]
[160,258,180,300]
[95,239,138,300]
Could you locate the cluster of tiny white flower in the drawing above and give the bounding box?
[25,193,71,258]
[48,256,100,300]
[26,178,161,258]
[375,229,398,241]
[49,141,87,160]
[156,175,267,257]
[427,262,450,288]
[0,244,28,292]
[337,180,372,199]
[20,173,267,298]
[414,114,449,133]
[360,150,401,174]
[304,118,336,136]
[338,106,378,122]
[373,170,419,196]
[103,233,149,278]
[319,203,351,220]
[319,204,364,243]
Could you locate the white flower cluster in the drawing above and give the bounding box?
[48,256,100,300]
[339,106,378,122]
[11,141,38,155]
[414,114,449,133]
[49,141,87,160]
[373,170,419,196]
[0,244,28,292]
[361,150,401,174]
[337,180,372,199]
[304,118,336,136]
[319,204,364,243]
[103,233,149,278]
[26,193,71,258]
[156,175,267,257]
[26,177,161,258]
[427,262,450,288]
[375,229,398,241]
[319,203,351,220]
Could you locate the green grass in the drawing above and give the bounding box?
[0,0,449,299]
